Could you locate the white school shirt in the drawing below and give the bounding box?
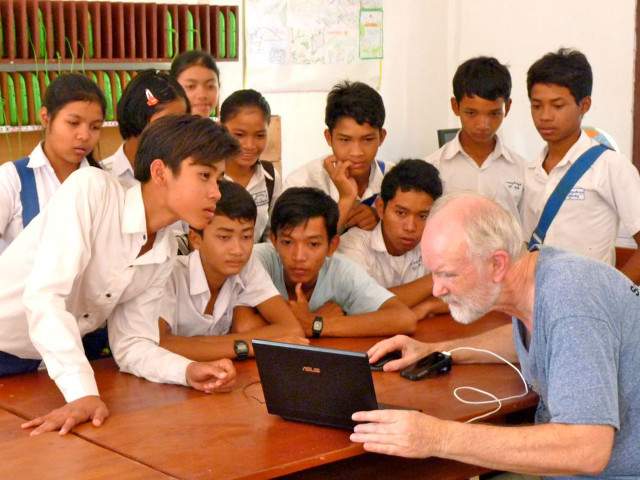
[100,144,188,236]
[0,168,193,402]
[0,142,90,253]
[520,131,640,265]
[224,162,282,242]
[99,143,137,189]
[424,133,526,223]
[337,222,425,288]
[160,250,280,337]
[283,156,388,204]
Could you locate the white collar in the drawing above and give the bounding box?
[109,144,135,178]
[533,130,592,170]
[442,132,515,165]
[121,182,174,264]
[27,142,90,170]
[370,222,389,253]
[187,249,246,297]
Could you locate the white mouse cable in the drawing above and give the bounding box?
[441,347,530,423]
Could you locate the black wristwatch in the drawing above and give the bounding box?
[234,340,249,360]
[311,316,324,338]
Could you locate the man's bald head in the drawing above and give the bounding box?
[422,192,524,265]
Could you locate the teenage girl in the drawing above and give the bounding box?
[220,89,281,242]
[170,50,220,118]
[101,70,189,188]
[0,73,106,253]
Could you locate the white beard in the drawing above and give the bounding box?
[440,281,501,325]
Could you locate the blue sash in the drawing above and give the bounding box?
[14,157,40,228]
[528,144,608,251]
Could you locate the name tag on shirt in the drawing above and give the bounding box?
[567,187,585,201]
[252,191,269,207]
[505,181,523,193]
[409,258,422,271]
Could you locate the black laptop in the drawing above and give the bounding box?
[253,339,396,429]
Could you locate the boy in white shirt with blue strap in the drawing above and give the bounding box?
[521,48,640,282]
[158,180,304,361]
[0,115,239,436]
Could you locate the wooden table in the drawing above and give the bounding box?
[0,409,171,479]
[0,314,538,479]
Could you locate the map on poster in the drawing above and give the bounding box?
[245,0,383,92]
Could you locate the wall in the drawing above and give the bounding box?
[91,0,638,174]
[253,0,637,174]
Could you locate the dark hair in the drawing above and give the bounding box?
[215,180,257,222]
[452,56,511,103]
[43,73,107,120]
[271,187,339,240]
[380,159,443,206]
[527,48,592,103]
[116,70,189,140]
[43,73,106,168]
[325,80,385,131]
[170,50,220,81]
[220,89,271,124]
[135,114,240,183]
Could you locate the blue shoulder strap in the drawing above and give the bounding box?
[361,160,386,206]
[528,144,608,251]
[14,157,40,228]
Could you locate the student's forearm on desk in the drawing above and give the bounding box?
[159,318,302,361]
[321,298,417,337]
[389,274,435,307]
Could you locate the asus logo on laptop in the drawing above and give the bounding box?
[302,366,321,374]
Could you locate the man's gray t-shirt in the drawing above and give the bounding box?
[253,243,394,314]
[512,247,640,479]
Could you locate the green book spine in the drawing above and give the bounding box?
[228,11,236,58]
[217,11,225,58]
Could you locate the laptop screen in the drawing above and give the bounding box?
[253,340,379,429]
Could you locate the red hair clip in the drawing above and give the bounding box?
[145,88,159,107]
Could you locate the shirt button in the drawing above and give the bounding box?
[106,293,111,298]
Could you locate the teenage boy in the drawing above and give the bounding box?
[254,187,416,337]
[521,48,640,281]
[338,159,448,318]
[0,115,239,436]
[424,56,526,221]
[283,81,388,231]
[158,180,306,361]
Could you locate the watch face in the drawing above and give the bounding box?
[235,340,249,356]
[312,318,322,336]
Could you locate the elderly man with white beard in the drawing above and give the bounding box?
[350,192,640,479]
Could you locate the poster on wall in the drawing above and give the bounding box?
[245,0,383,92]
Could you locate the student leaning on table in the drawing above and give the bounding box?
[352,192,639,478]
[0,115,239,436]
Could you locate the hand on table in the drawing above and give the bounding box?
[187,359,236,393]
[314,301,344,318]
[21,395,109,436]
[350,409,445,458]
[367,335,431,371]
